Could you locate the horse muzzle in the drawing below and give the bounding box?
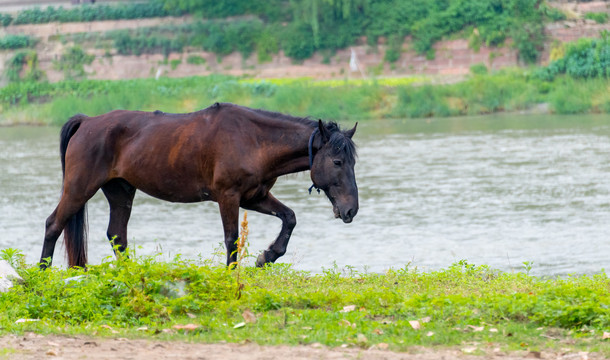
[333,203,357,223]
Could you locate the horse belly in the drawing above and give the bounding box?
[113,126,216,203]
[116,155,214,203]
[134,178,214,203]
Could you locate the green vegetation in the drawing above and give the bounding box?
[4,51,45,83]
[0,34,35,50]
[2,70,610,125]
[186,55,206,65]
[6,2,182,26]
[1,248,609,355]
[585,12,608,24]
[109,19,267,59]
[1,0,564,64]
[53,46,95,80]
[534,32,610,81]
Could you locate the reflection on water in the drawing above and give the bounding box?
[1,114,610,275]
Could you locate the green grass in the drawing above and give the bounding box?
[1,248,610,355]
[2,71,610,126]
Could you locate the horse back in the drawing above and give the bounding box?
[65,108,267,203]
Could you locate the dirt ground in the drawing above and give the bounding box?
[0,333,600,360]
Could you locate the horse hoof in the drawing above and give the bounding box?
[256,253,266,268]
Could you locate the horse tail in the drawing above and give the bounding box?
[60,114,89,268]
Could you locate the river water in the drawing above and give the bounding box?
[1,115,610,275]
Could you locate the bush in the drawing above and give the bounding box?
[186,55,206,65]
[5,51,45,83]
[281,22,315,61]
[534,34,610,80]
[470,63,488,75]
[170,59,181,70]
[395,85,452,118]
[10,2,181,25]
[584,12,608,24]
[54,46,95,80]
[7,0,556,65]
[383,34,403,63]
[550,87,592,114]
[0,35,35,50]
[256,27,280,63]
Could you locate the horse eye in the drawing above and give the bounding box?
[333,159,342,166]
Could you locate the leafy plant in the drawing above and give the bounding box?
[1,253,610,354]
[533,33,610,81]
[186,55,206,65]
[4,51,45,83]
[54,46,95,80]
[584,12,608,24]
[470,63,488,75]
[170,59,181,70]
[0,35,35,50]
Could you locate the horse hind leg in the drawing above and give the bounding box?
[39,188,96,269]
[40,208,63,269]
[101,179,136,255]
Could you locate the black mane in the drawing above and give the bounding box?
[211,103,357,164]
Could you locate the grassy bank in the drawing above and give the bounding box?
[1,71,610,126]
[1,248,610,356]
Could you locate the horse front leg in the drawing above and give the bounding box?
[243,193,296,267]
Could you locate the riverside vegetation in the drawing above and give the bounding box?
[1,69,609,125]
[3,26,610,125]
[1,244,610,356]
[0,0,563,64]
[0,1,606,125]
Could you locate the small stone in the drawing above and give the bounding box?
[408,320,420,330]
[0,260,22,293]
[340,305,356,313]
[377,343,389,350]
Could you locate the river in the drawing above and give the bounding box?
[1,114,609,275]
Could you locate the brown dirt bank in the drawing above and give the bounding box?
[1,5,610,83]
[0,333,601,360]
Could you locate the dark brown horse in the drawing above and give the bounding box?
[40,102,358,269]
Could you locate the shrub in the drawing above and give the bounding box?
[0,35,35,50]
[584,12,608,24]
[384,34,403,63]
[54,46,95,80]
[186,55,206,65]
[5,51,45,83]
[281,22,315,61]
[470,63,488,75]
[10,2,181,25]
[534,34,610,80]
[170,59,181,70]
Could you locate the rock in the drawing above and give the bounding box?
[0,260,22,293]
[64,275,86,285]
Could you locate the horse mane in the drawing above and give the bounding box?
[207,103,357,163]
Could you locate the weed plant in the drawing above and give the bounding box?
[1,248,610,355]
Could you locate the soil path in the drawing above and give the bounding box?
[0,333,598,360]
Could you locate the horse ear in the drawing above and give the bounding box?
[318,119,330,143]
[345,122,358,139]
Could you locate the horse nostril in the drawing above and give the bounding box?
[345,208,356,221]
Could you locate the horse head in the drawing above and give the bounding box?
[310,120,359,223]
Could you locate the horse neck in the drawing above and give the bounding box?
[262,122,316,179]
